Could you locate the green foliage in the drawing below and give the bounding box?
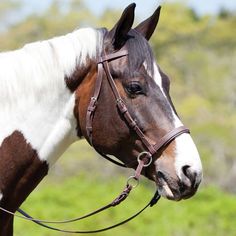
[0,0,95,50]
[14,174,236,236]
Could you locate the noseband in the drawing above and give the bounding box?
[86,48,190,167]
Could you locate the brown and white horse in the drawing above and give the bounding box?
[0,4,202,235]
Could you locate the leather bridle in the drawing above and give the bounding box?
[0,47,191,234]
[86,48,190,168]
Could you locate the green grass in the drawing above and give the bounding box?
[14,173,236,236]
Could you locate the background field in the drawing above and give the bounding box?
[0,0,236,235]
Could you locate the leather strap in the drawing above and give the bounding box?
[86,62,104,146]
[11,158,160,234]
[86,50,130,167]
[98,50,129,63]
[86,49,190,168]
[152,126,190,154]
[16,191,160,234]
[86,50,129,148]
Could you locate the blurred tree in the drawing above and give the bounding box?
[0,0,22,31]
[0,0,95,49]
[219,7,235,19]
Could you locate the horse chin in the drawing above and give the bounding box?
[145,169,184,201]
[155,176,198,201]
[155,175,182,201]
[156,182,181,201]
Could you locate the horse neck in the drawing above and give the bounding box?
[0,28,102,166]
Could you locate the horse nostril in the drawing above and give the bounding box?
[182,165,190,177]
[181,165,197,187]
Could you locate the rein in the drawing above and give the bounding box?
[0,48,190,234]
[0,156,160,234]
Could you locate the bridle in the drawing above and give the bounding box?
[0,47,190,234]
[86,47,190,168]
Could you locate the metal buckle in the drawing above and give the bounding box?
[116,98,124,105]
[91,97,97,102]
[116,98,127,114]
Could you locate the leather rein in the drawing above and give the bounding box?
[0,48,190,234]
[1,156,160,234]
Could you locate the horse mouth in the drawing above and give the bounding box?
[155,171,197,201]
[156,173,180,201]
[157,181,176,200]
[156,171,188,201]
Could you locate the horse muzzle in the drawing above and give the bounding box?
[155,165,202,201]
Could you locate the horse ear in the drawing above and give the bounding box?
[135,6,161,41]
[108,3,136,49]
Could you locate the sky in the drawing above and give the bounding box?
[21,0,236,18]
[86,0,236,16]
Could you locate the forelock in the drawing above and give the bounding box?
[126,29,154,77]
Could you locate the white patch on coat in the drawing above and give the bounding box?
[152,62,203,182]
[174,132,203,183]
[153,63,166,96]
[0,28,103,167]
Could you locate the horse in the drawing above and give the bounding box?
[0,3,202,235]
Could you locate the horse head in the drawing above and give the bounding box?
[74,3,202,201]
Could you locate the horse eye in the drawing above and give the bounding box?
[126,82,143,95]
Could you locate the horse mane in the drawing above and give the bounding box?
[0,28,106,148]
[0,28,104,102]
[0,26,155,105]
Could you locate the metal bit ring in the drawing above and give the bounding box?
[137,151,152,167]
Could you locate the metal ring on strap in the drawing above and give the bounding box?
[137,151,152,167]
[126,176,139,188]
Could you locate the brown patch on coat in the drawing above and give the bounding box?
[65,60,93,92]
[156,141,177,176]
[144,141,177,182]
[0,131,48,236]
[163,141,176,159]
[73,63,97,138]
